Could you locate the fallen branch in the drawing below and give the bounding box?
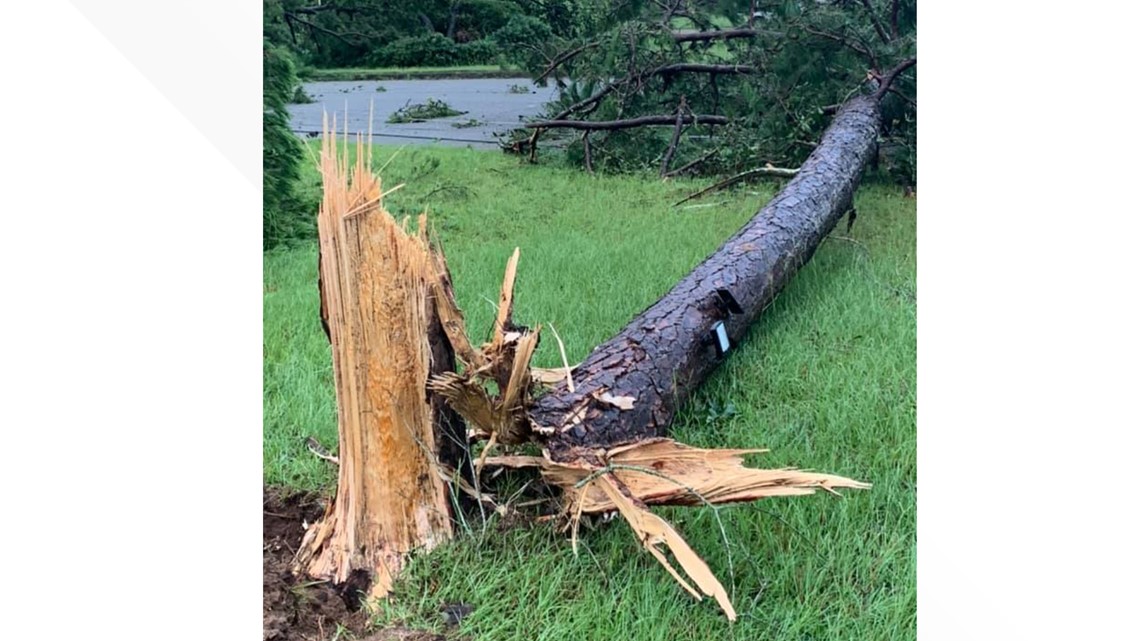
[671,28,758,43]
[873,57,916,100]
[548,62,747,123]
[662,148,720,179]
[536,41,600,83]
[526,114,729,131]
[674,165,799,206]
[801,24,879,70]
[655,63,757,74]
[530,62,749,156]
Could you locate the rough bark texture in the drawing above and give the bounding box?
[531,95,882,459]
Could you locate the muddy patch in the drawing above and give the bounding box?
[263,487,371,641]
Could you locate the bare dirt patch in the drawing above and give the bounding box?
[263,487,375,641]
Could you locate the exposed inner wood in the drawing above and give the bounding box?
[292,115,459,599]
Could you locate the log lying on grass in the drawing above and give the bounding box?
[529,95,882,459]
[424,92,888,620]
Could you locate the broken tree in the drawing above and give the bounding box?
[530,92,884,458]
[292,117,466,599]
[293,66,912,619]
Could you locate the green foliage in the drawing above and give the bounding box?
[263,0,571,70]
[457,39,501,64]
[263,41,313,249]
[525,0,918,183]
[367,33,460,67]
[289,84,314,104]
[386,98,468,123]
[363,33,501,67]
[491,14,554,69]
[453,0,517,38]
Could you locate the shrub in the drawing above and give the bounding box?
[456,39,500,65]
[263,42,314,249]
[368,34,459,67]
[491,15,552,69]
[365,33,501,68]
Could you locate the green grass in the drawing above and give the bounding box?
[304,65,523,81]
[263,145,915,640]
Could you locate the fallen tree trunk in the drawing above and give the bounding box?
[529,95,882,459]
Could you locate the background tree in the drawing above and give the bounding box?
[263,0,580,69]
[263,39,312,249]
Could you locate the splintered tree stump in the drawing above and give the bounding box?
[293,121,464,599]
[530,96,882,458]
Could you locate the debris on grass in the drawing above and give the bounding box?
[473,438,870,621]
[387,98,467,123]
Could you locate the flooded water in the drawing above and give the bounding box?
[287,77,559,149]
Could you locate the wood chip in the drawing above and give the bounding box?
[596,391,636,410]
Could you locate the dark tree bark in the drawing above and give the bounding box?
[530,95,883,459]
[446,2,461,40]
[659,97,687,177]
[672,28,759,43]
[527,114,728,131]
[655,63,757,74]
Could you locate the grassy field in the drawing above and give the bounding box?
[304,65,523,81]
[264,144,916,640]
